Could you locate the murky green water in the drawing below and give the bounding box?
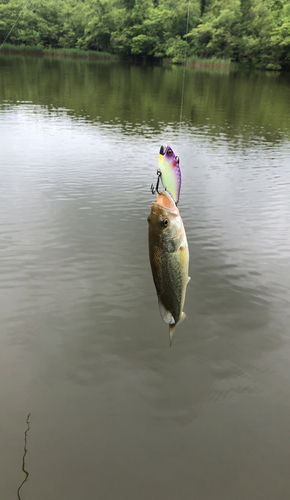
[1,54,290,500]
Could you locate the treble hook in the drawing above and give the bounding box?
[151,170,162,195]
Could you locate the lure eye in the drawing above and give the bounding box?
[167,149,173,156]
[162,218,169,227]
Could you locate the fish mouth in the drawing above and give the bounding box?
[152,190,179,214]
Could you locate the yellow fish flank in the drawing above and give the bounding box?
[148,190,190,345]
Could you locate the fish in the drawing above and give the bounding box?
[158,145,181,204]
[148,190,190,345]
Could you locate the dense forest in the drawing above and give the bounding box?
[0,0,290,69]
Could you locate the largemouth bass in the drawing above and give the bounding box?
[148,190,190,345]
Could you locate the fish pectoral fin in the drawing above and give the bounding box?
[187,276,191,284]
[158,298,175,324]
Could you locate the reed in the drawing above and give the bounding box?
[187,55,238,69]
[0,43,118,60]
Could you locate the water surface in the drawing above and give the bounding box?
[1,55,290,499]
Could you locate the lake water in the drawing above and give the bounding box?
[1,54,290,500]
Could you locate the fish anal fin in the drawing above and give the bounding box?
[179,312,187,324]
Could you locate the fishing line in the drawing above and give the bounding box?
[0,0,32,51]
[178,0,190,155]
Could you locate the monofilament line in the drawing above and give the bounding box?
[0,0,32,51]
[178,0,190,155]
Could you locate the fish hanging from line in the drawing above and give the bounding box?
[148,190,190,346]
[151,145,181,204]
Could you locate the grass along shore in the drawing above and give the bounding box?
[187,55,239,69]
[0,43,119,60]
[0,44,243,70]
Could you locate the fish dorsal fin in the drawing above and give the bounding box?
[158,298,175,324]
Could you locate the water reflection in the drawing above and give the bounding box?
[1,55,290,142]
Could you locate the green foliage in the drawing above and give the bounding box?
[188,0,290,69]
[165,36,187,63]
[0,0,290,68]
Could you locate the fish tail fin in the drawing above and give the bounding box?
[169,324,176,347]
[169,312,187,347]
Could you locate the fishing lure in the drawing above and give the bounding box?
[151,145,181,204]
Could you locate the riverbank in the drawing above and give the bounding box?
[0,44,254,71]
[186,56,240,70]
[2,45,244,73]
[0,44,119,61]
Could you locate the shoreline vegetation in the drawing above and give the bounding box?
[0,0,289,71]
[0,43,119,61]
[0,43,242,70]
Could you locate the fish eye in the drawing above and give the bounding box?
[162,218,169,227]
[167,149,173,156]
